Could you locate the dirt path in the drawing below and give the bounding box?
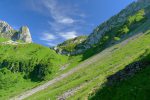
[11,42,116,100]
[10,66,81,100]
[10,48,112,100]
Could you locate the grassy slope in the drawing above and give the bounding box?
[25,27,150,100]
[3,6,150,100]
[0,43,68,68]
[0,37,9,42]
[81,9,148,60]
[0,43,69,100]
[89,65,150,100]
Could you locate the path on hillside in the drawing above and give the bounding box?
[10,33,143,100]
[10,46,113,100]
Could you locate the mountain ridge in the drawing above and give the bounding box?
[0,20,32,43]
[54,1,150,55]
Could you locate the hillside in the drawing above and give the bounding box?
[54,36,87,55]
[23,28,150,100]
[54,0,150,56]
[0,43,69,99]
[1,0,150,100]
[0,20,32,43]
[89,55,150,100]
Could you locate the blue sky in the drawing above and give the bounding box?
[0,0,135,46]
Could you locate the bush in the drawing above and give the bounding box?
[114,37,120,41]
[118,25,130,35]
[116,9,145,36]
[127,9,145,26]
[0,68,23,89]
[30,59,52,81]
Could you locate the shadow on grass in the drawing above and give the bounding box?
[89,53,150,100]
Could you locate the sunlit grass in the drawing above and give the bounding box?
[26,31,150,100]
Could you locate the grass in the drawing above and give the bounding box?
[89,65,150,100]
[0,43,86,100]
[2,6,150,100]
[25,30,150,100]
[0,78,38,100]
[0,37,8,42]
[0,43,70,99]
[0,43,68,73]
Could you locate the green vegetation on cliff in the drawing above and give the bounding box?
[57,36,87,52]
[81,8,149,60]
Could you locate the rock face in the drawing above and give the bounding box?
[0,20,32,43]
[81,1,150,50]
[0,20,13,33]
[18,26,32,43]
[54,36,87,55]
[0,20,14,39]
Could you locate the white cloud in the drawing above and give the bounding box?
[46,42,56,46]
[48,21,65,32]
[41,0,75,25]
[28,0,86,45]
[59,31,78,39]
[58,18,75,24]
[40,33,56,41]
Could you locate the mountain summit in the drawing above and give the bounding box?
[18,26,32,43]
[0,20,13,33]
[0,20,32,43]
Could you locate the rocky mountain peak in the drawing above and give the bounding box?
[0,20,13,33]
[0,20,32,43]
[18,26,32,43]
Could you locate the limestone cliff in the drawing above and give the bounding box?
[0,20,32,43]
[18,26,32,43]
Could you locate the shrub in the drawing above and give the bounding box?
[114,37,120,41]
[127,9,145,26]
[118,25,130,35]
[116,9,145,36]
[0,68,23,89]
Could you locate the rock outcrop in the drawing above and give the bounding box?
[80,1,150,50]
[0,20,14,39]
[18,26,32,43]
[0,20,13,33]
[0,20,32,43]
[54,36,87,55]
